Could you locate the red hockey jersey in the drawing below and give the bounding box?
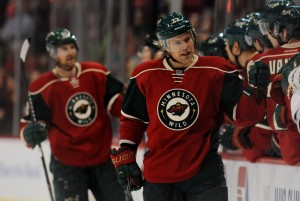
[120,55,243,183]
[20,62,124,166]
[235,42,300,128]
[235,42,300,165]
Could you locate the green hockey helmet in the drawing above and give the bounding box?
[45,28,78,55]
[156,12,196,42]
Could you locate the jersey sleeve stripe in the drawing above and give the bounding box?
[121,110,149,124]
[107,93,120,112]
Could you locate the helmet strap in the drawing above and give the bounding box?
[166,53,180,64]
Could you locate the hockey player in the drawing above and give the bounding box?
[237,1,300,164]
[220,16,276,162]
[244,12,274,54]
[110,12,243,201]
[19,28,125,201]
[236,0,298,127]
[270,53,300,165]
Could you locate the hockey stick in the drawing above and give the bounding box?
[125,179,134,201]
[20,38,55,201]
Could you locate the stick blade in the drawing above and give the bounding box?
[20,38,31,62]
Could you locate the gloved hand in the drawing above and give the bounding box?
[23,122,48,148]
[219,124,253,150]
[110,146,143,191]
[247,61,270,99]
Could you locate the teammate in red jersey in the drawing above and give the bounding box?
[236,1,300,164]
[110,12,243,201]
[220,15,277,162]
[270,53,300,165]
[235,1,298,126]
[19,28,125,201]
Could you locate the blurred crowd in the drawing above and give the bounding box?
[0,0,49,134]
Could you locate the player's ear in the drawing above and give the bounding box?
[232,41,241,55]
[281,28,289,43]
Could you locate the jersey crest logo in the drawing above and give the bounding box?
[158,89,199,130]
[66,92,97,126]
[167,102,188,116]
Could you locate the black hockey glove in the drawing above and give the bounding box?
[219,124,253,150]
[23,122,48,148]
[110,146,143,191]
[245,61,270,100]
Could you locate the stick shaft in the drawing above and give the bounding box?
[20,38,55,201]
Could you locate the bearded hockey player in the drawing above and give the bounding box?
[19,28,125,201]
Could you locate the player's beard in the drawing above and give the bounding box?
[57,56,76,71]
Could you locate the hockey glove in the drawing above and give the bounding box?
[23,122,48,148]
[247,61,270,99]
[219,124,253,150]
[110,146,143,191]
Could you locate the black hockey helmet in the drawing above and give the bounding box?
[224,17,254,52]
[275,5,300,38]
[142,33,160,52]
[245,12,273,50]
[45,28,78,56]
[137,33,160,59]
[156,12,196,43]
[258,1,295,36]
[244,12,261,22]
[199,33,228,59]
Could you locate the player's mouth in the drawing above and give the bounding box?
[181,52,192,57]
[66,57,75,61]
